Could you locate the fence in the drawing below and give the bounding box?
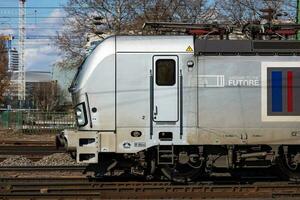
[0,110,76,133]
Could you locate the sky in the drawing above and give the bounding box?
[0,0,67,72]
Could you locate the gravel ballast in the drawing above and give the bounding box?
[0,156,34,167]
[0,153,86,167]
[35,153,84,166]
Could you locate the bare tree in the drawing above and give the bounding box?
[56,0,216,69]
[216,0,296,25]
[56,0,140,68]
[130,0,216,30]
[31,81,59,111]
[0,40,9,105]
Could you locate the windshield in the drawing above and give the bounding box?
[68,39,104,93]
[86,40,102,55]
[69,57,88,93]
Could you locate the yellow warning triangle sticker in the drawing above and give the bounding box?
[186,45,193,52]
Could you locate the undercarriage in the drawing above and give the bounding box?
[66,145,300,182]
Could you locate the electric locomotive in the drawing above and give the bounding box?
[57,35,300,182]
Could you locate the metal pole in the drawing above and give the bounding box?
[18,0,26,108]
[297,0,300,39]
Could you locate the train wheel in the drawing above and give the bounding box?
[158,146,206,182]
[160,162,205,182]
[277,146,300,180]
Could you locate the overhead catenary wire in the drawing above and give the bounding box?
[0,6,99,9]
[0,27,64,29]
[0,16,67,18]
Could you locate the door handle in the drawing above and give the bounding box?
[154,106,158,115]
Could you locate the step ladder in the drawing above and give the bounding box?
[157,145,174,165]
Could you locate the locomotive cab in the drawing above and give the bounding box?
[58,36,117,163]
[58,35,196,165]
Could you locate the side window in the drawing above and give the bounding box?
[156,59,176,86]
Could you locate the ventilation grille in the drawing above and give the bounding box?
[253,41,300,50]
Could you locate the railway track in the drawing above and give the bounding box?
[0,166,86,172]
[0,140,299,199]
[1,178,300,199]
[0,140,55,146]
[0,140,64,162]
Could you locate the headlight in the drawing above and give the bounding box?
[75,103,87,127]
[77,118,85,125]
[76,108,82,117]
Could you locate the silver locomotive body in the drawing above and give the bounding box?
[58,35,300,180]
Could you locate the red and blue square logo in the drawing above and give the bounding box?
[267,68,300,116]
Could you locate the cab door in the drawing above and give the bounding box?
[153,56,178,122]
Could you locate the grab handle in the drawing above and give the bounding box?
[154,106,158,116]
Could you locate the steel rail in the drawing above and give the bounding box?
[0,141,56,146]
[0,145,65,162]
[0,146,63,153]
[0,141,65,162]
